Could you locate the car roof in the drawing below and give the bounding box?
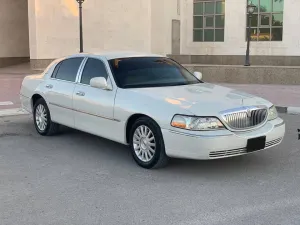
[67,51,164,60]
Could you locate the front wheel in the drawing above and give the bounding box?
[33,98,59,136]
[130,117,169,169]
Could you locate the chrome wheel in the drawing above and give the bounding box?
[133,125,156,163]
[35,104,48,131]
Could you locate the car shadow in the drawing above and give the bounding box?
[57,125,275,179]
[166,155,268,176]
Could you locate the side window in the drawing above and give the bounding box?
[80,58,108,85]
[51,63,61,78]
[54,57,84,82]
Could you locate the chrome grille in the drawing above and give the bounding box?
[209,137,283,158]
[222,106,268,130]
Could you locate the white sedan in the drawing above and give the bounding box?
[20,52,285,169]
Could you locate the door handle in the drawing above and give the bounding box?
[45,84,53,89]
[76,91,85,96]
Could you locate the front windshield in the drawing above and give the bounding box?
[108,57,201,88]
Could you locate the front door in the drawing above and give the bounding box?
[72,57,119,140]
[44,57,84,127]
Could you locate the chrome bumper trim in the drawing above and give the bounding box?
[167,130,233,138]
[274,121,285,128]
[209,137,283,158]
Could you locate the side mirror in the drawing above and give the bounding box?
[193,71,202,80]
[90,77,112,90]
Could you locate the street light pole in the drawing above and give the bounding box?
[76,0,85,53]
[245,15,252,66]
[245,3,256,66]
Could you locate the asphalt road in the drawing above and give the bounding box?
[0,114,300,225]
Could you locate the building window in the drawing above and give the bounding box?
[246,0,284,41]
[193,0,225,42]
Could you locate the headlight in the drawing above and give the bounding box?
[268,105,278,121]
[171,115,225,131]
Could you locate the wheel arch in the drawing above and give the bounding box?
[125,113,159,144]
[31,93,45,110]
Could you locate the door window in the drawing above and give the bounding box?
[80,58,109,85]
[53,57,84,82]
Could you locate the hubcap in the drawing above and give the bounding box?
[133,125,156,163]
[35,104,48,131]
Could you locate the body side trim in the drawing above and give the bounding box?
[49,102,121,122]
[165,129,233,138]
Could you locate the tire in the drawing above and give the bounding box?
[129,117,169,169]
[33,98,60,136]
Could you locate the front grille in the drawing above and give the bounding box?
[209,137,283,158]
[222,106,268,130]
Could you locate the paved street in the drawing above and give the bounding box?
[0,113,299,225]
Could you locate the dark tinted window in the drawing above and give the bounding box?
[81,58,108,85]
[51,63,61,78]
[55,57,83,82]
[108,57,200,88]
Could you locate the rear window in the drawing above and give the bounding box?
[52,57,84,82]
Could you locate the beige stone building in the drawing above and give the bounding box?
[0,0,180,69]
[1,0,298,71]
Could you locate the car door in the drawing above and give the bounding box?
[73,57,119,140]
[44,57,84,128]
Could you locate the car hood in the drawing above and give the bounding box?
[129,83,272,116]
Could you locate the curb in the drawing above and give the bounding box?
[276,106,300,115]
[0,108,29,117]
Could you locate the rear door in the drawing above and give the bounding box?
[72,57,119,140]
[44,57,85,127]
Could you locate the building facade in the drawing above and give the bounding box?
[0,0,298,69]
[0,0,30,67]
[181,0,300,62]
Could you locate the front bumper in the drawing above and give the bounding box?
[161,117,285,160]
[20,94,32,113]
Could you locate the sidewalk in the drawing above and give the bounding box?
[0,62,38,75]
[0,63,39,110]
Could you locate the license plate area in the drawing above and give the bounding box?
[247,136,266,153]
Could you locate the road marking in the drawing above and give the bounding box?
[0,108,29,117]
[0,101,13,106]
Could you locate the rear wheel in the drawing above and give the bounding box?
[130,117,169,169]
[33,98,59,136]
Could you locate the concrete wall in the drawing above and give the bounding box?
[28,0,180,64]
[151,0,180,55]
[29,0,152,60]
[0,0,29,66]
[185,64,300,85]
[169,54,300,66]
[181,0,300,56]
